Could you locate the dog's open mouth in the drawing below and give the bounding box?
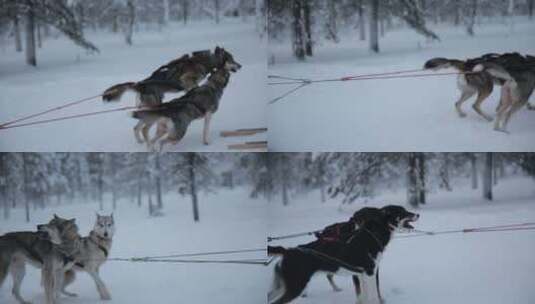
[401,214,419,230]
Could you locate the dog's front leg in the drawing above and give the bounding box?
[88,270,112,300]
[203,112,212,145]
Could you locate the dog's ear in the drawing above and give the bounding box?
[54,214,59,220]
[68,218,76,224]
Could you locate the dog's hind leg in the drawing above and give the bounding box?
[472,86,494,122]
[10,257,31,304]
[494,85,513,132]
[455,89,476,118]
[61,270,78,297]
[327,274,342,292]
[501,100,525,133]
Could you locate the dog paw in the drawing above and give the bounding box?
[458,112,467,118]
[494,127,509,134]
[100,294,112,301]
[62,291,78,297]
[334,288,343,292]
[203,140,210,145]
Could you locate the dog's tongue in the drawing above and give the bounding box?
[403,220,415,229]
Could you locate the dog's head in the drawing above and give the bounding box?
[42,214,80,242]
[380,205,419,232]
[93,213,115,239]
[350,207,384,230]
[36,222,62,245]
[214,46,242,73]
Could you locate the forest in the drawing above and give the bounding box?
[268,0,534,59]
[0,0,265,66]
[1,152,534,222]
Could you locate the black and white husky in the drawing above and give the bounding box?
[61,213,115,300]
[268,205,419,304]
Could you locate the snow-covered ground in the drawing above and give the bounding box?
[0,189,268,304]
[269,19,535,151]
[267,177,535,304]
[0,19,266,152]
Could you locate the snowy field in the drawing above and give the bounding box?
[0,20,266,152]
[269,19,535,152]
[0,189,268,304]
[267,177,535,304]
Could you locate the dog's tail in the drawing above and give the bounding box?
[102,82,137,102]
[267,246,287,257]
[424,57,464,71]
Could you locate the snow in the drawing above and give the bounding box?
[268,19,535,151]
[0,189,268,304]
[267,176,535,304]
[0,19,266,152]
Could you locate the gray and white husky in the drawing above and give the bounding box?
[61,213,115,300]
[0,215,81,304]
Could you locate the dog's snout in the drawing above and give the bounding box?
[37,224,44,230]
[414,214,420,220]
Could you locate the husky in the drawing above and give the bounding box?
[130,67,235,151]
[474,54,535,132]
[102,46,241,109]
[424,53,535,122]
[424,53,503,121]
[268,205,419,304]
[0,215,81,304]
[60,213,115,300]
[304,207,387,300]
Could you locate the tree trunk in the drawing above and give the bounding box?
[453,0,460,25]
[22,154,30,222]
[182,0,189,25]
[303,0,313,56]
[482,153,493,201]
[188,154,200,222]
[358,2,366,41]
[98,169,103,210]
[369,0,379,53]
[125,0,136,45]
[14,15,22,52]
[155,154,163,209]
[163,0,170,24]
[407,153,419,208]
[292,0,306,60]
[529,0,534,19]
[471,154,478,189]
[137,176,142,207]
[466,0,477,36]
[37,22,42,48]
[320,182,326,203]
[25,5,37,66]
[326,0,339,42]
[417,153,426,204]
[281,176,289,206]
[214,0,221,24]
[0,154,9,220]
